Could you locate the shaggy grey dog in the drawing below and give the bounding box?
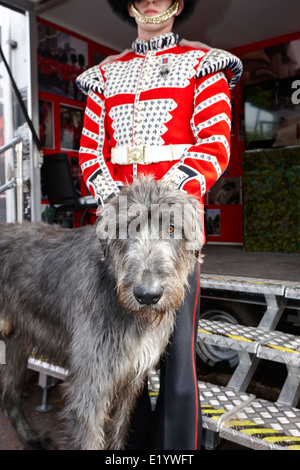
[0,177,203,450]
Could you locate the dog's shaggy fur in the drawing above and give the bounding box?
[0,177,203,450]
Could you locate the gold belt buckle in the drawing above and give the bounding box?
[127,147,144,164]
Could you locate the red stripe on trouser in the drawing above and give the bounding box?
[192,257,201,449]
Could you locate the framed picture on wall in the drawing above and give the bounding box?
[207,177,242,205]
[205,209,221,236]
[60,104,83,151]
[38,21,88,101]
[39,100,54,148]
[242,38,300,150]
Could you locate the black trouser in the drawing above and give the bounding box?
[128,260,202,450]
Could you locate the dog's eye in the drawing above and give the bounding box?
[168,225,175,234]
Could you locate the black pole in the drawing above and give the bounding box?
[0,44,43,157]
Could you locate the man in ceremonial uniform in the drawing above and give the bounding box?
[76,0,243,450]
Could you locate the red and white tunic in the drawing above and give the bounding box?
[76,33,243,206]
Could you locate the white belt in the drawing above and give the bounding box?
[111,144,188,165]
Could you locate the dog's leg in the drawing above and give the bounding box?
[1,336,55,450]
[66,382,141,450]
[64,364,139,450]
[64,382,108,449]
[104,381,145,450]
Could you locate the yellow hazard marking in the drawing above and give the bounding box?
[208,277,271,287]
[263,436,300,444]
[226,334,253,343]
[198,328,253,343]
[201,405,226,421]
[226,420,258,428]
[225,419,300,450]
[239,428,279,436]
[202,408,300,449]
[198,328,213,335]
[202,408,226,415]
[148,389,159,396]
[265,344,300,355]
[30,353,62,367]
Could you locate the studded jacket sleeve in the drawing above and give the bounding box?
[77,39,242,206]
[161,69,231,198]
[78,86,125,205]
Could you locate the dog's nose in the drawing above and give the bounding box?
[133,285,164,306]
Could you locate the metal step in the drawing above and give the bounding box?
[220,396,300,450]
[198,380,255,433]
[257,332,300,366]
[147,376,300,450]
[200,273,299,296]
[198,381,300,450]
[27,359,300,450]
[28,354,69,381]
[198,319,300,366]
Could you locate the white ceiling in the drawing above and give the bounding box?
[4,0,300,52]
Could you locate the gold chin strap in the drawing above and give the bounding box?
[130,0,179,24]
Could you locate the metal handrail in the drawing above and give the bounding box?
[0,137,23,223]
[0,136,22,155]
[0,179,15,195]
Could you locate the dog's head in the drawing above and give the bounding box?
[96,177,204,324]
